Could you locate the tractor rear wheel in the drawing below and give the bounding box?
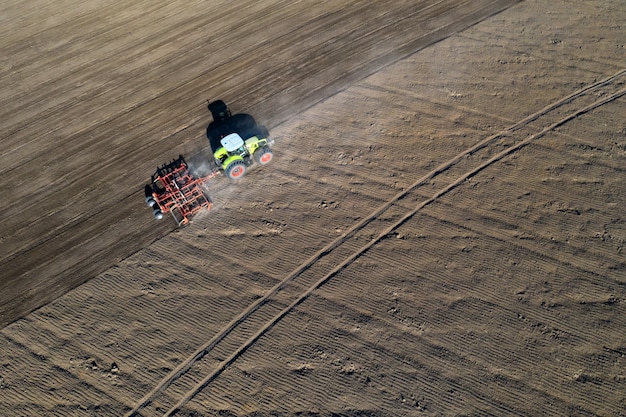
[253,146,273,165]
[225,160,247,180]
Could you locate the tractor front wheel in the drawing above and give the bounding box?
[225,160,247,180]
[253,146,273,165]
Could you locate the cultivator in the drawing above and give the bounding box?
[145,156,219,226]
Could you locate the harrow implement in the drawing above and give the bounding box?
[145,155,219,226]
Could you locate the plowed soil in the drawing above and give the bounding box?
[1,0,625,416]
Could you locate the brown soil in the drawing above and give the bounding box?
[1,0,625,416]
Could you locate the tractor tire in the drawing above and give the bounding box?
[225,160,247,180]
[144,185,155,205]
[153,207,164,220]
[253,146,273,165]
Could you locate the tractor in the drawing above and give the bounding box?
[206,100,274,180]
[144,100,274,225]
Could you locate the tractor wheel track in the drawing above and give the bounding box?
[125,69,626,416]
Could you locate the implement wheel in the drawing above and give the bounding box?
[253,146,273,165]
[225,160,247,180]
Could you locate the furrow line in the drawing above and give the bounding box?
[269,164,397,207]
[382,209,621,344]
[533,137,625,172]
[0,0,306,135]
[422,202,625,287]
[462,26,625,74]
[0,329,132,412]
[293,294,599,416]
[436,186,625,267]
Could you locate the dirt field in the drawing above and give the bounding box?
[1,0,625,416]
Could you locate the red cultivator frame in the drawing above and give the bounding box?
[145,156,219,226]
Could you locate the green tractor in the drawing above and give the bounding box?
[207,100,274,180]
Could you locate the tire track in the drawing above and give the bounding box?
[124,69,626,416]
